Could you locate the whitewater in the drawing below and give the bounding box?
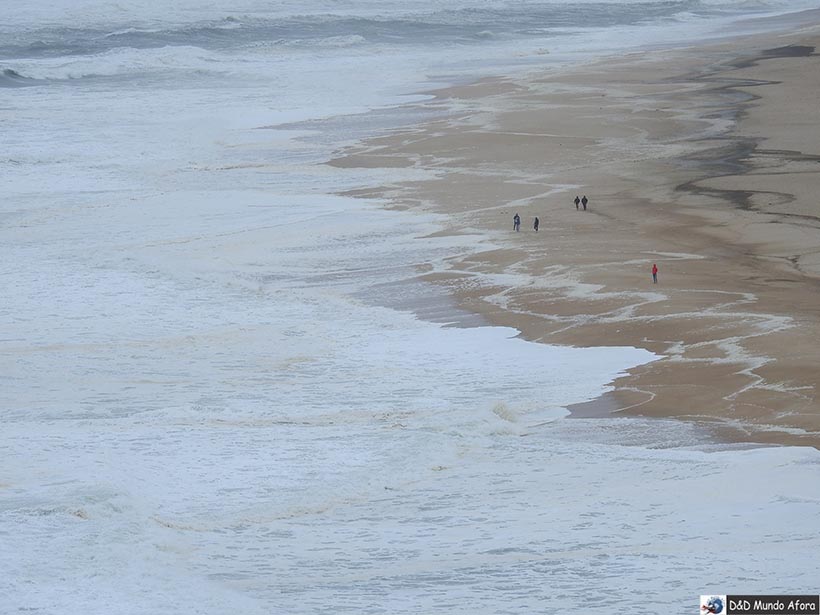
[2,1,819,613]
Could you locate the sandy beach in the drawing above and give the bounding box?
[332,12,820,448]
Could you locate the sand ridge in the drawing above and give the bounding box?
[330,23,820,447]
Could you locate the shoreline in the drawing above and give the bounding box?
[329,19,820,448]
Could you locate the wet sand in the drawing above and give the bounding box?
[331,14,820,447]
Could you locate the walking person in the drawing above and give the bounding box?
[581,195,588,211]
[513,213,520,232]
[652,263,658,284]
[574,195,580,210]
[533,216,539,232]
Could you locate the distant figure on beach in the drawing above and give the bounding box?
[533,216,539,232]
[513,213,520,232]
[652,263,658,284]
[581,195,588,211]
[574,195,580,210]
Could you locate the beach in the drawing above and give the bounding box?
[332,12,820,448]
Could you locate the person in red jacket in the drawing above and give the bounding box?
[652,263,658,284]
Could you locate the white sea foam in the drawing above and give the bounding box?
[10,46,223,81]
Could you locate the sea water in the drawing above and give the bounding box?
[2,1,819,613]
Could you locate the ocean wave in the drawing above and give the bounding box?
[314,34,367,48]
[6,45,223,82]
[101,26,164,38]
[0,19,249,60]
[0,68,42,87]
[0,2,711,60]
[0,0,810,73]
[255,33,368,49]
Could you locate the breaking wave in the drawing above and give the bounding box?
[0,68,41,87]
